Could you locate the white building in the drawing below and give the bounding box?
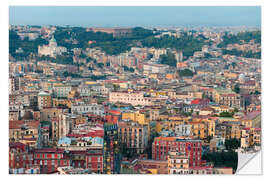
[91,84,109,94]
[143,63,169,74]
[202,45,209,53]
[71,102,105,116]
[175,124,192,136]
[53,85,72,98]
[109,91,153,106]
[58,114,73,139]
[38,36,67,58]
[77,86,92,97]
[153,48,167,59]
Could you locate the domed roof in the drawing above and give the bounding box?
[50,36,57,43]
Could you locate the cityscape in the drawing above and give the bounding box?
[8,6,261,175]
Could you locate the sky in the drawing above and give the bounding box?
[9,6,261,27]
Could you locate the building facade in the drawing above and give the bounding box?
[152,137,202,167]
[118,121,148,154]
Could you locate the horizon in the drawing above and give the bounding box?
[9,6,261,28]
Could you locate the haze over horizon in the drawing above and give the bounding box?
[9,6,261,28]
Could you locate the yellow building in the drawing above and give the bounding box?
[167,120,185,131]
[241,119,253,128]
[206,119,216,137]
[53,98,72,108]
[230,124,241,139]
[122,111,148,125]
[68,90,80,99]
[155,122,163,133]
[166,73,176,80]
[189,122,207,139]
[249,128,261,146]
[213,88,240,108]
[223,72,238,79]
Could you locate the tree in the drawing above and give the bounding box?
[97,63,104,68]
[233,84,240,94]
[160,52,177,67]
[141,33,205,58]
[225,138,240,151]
[9,30,48,58]
[202,151,238,172]
[254,90,261,95]
[206,135,213,143]
[113,84,120,91]
[145,131,159,159]
[219,112,234,117]
[178,69,194,77]
[123,66,135,72]
[129,67,135,72]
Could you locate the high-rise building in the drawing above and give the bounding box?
[118,121,148,154]
[9,76,20,94]
[38,91,52,110]
[103,123,121,174]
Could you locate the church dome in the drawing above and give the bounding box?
[50,36,56,42]
[49,36,57,46]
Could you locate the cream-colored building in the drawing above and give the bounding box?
[168,151,189,174]
[109,91,153,106]
[38,36,67,58]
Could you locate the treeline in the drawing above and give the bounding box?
[178,69,194,77]
[54,27,114,49]
[9,30,48,58]
[54,27,206,56]
[222,49,261,59]
[141,33,205,57]
[37,55,74,65]
[202,151,238,172]
[53,27,153,55]
[218,31,261,48]
[10,27,210,58]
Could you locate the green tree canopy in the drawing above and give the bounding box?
[178,69,194,77]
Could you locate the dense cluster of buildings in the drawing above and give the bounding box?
[9,25,261,174]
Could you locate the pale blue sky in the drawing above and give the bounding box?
[9,6,261,27]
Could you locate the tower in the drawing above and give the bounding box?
[175,50,183,63]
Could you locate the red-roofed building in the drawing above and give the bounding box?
[9,142,33,170]
[33,148,70,173]
[191,98,210,106]
[152,138,202,167]
[105,110,121,124]
[85,148,103,174]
